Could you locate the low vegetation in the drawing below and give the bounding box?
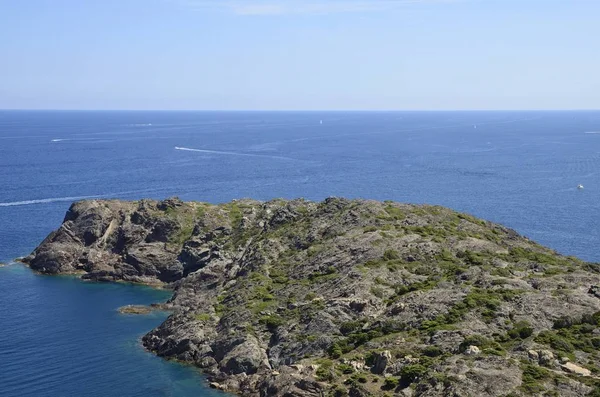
[27,197,600,396]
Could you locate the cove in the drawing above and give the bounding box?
[0,264,222,397]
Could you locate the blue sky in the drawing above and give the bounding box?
[1,0,599,110]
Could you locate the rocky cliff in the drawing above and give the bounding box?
[24,197,600,396]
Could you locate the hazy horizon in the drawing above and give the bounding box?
[1,108,599,112]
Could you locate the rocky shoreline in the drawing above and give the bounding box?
[24,197,600,396]
[118,304,166,315]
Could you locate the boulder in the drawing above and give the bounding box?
[527,350,539,361]
[561,362,591,376]
[538,350,555,366]
[371,350,392,374]
[464,345,481,355]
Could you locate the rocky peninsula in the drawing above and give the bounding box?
[24,197,600,396]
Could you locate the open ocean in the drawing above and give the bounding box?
[1,110,599,396]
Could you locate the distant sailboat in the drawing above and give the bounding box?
[473,125,477,129]
[320,120,323,125]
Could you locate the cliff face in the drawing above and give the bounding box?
[25,197,600,396]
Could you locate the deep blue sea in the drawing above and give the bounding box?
[1,110,599,396]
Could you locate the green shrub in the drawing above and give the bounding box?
[331,385,347,397]
[304,292,317,300]
[553,316,576,329]
[422,346,443,357]
[364,351,378,366]
[457,250,487,266]
[580,323,596,334]
[370,286,386,299]
[508,321,534,339]
[459,334,488,352]
[554,312,600,329]
[459,334,505,355]
[399,364,427,386]
[337,363,354,374]
[328,343,344,359]
[520,363,552,393]
[382,377,399,390]
[392,278,438,297]
[384,205,405,220]
[315,359,335,381]
[194,313,211,322]
[535,331,574,353]
[340,320,366,335]
[309,266,338,281]
[521,363,551,382]
[383,249,400,261]
[356,374,368,383]
[436,249,455,262]
[259,315,285,331]
[378,319,405,334]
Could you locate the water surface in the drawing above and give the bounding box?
[1,110,599,395]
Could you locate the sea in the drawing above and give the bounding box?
[0,110,599,396]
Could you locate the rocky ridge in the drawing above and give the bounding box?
[24,197,600,396]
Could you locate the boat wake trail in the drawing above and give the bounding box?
[174,146,297,161]
[0,189,161,208]
[0,195,102,207]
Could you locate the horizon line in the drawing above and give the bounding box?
[1,108,599,112]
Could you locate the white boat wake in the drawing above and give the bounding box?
[0,189,161,208]
[174,146,296,161]
[0,195,101,207]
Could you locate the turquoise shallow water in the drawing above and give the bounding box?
[0,110,599,395]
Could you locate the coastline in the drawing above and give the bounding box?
[22,197,600,396]
[17,258,172,289]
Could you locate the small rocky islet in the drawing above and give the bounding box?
[23,197,600,396]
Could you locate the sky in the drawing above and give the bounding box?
[0,0,599,110]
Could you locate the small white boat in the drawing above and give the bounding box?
[320,120,323,124]
[577,184,584,189]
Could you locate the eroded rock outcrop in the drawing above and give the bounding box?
[25,197,600,396]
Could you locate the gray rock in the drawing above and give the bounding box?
[25,197,600,397]
[527,350,539,361]
[220,337,270,375]
[124,244,183,282]
[538,350,555,366]
[370,350,392,374]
